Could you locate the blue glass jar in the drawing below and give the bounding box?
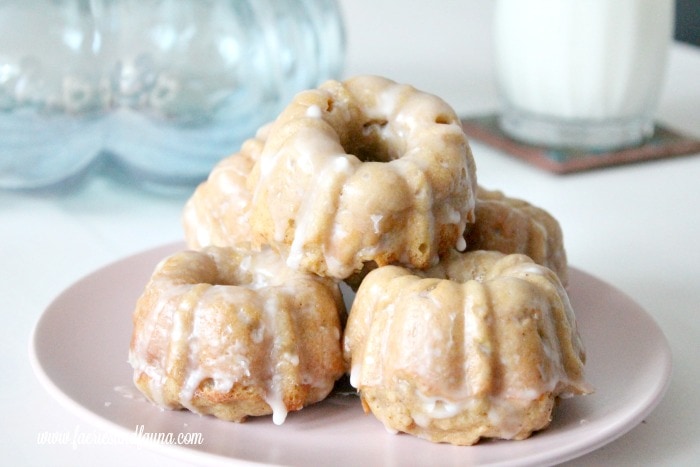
[0,0,345,190]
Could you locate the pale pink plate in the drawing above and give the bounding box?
[30,243,672,466]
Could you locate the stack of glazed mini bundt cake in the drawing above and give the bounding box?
[129,75,591,445]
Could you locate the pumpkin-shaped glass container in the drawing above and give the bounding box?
[0,0,345,190]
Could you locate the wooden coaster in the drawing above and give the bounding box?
[461,114,700,174]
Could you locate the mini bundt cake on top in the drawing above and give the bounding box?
[129,245,346,425]
[343,249,591,445]
[464,186,569,284]
[247,75,478,280]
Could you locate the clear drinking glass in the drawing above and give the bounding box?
[494,0,675,151]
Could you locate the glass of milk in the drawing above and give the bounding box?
[493,0,675,150]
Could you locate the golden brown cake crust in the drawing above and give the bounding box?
[343,250,591,445]
[464,186,569,285]
[129,245,346,424]
[182,124,270,250]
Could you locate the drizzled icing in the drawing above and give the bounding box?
[456,235,467,252]
[305,104,322,119]
[129,246,344,424]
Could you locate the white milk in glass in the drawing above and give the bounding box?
[494,0,674,150]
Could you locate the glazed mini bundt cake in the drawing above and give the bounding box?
[343,250,591,445]
[129,245,346,425]
[182,124,269,249]
[464,186,569,284]
[246,75,478,280]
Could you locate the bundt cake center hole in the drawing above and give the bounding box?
[344,118,404,163]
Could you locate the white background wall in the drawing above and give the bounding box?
[338,0,498,115]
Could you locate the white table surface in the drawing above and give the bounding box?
[3,1,699,465]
